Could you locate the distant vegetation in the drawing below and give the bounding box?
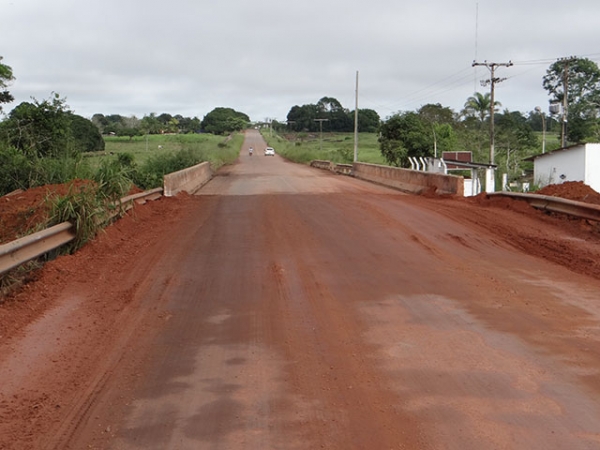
[262,130,385,165]
[2,53,600,195]
[0,63,245,196]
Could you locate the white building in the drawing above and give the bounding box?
[528,143,600,193]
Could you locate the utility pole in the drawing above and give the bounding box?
[354,70,359,163]
[472,60,513,165]
[287,120,297,143]
[535,106,546,154]
[557,56,577,148]
[313,119,329,151]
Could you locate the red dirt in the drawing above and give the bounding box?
[0,180,92,244]
[3,146,600,449]
[2,180,596,246]
[535,180,600,205]
[0,192,197,449]
[0,181,144,244]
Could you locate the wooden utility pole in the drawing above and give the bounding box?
[472,60,513,165]
[557,56,577,148]
[313,119,328,151]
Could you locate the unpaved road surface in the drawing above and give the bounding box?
[2,129,600,449]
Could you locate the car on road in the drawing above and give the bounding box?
[264,147,275,156]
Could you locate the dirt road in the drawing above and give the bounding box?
[2,129,600,449]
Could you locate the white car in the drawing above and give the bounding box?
[264,147,275,156]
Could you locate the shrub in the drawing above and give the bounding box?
[46,184,105,252]
[0,146,33,194]
[132,149,202,189]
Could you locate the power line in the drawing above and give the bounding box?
[361,52,600,118]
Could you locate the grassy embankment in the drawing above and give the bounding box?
[33,133,241,246]
[261,131,386,165]
[97,132,243,190]
[101,132,242,170]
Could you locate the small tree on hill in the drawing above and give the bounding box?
[201,107,249,135]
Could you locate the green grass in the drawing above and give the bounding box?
[534,131,561,153]
[262,131,387,165]
[100,133,242,168]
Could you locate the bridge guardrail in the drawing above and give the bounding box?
[0,187,164,276]
[488,192,600,222]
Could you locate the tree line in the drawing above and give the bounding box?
[89,107,250,139]
[285,96,381,133]
[1,54,599,188]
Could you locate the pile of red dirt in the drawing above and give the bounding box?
[0,181,143,244]
[0,181,94,244]
[535,181,600,205]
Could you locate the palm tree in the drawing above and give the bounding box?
[463,92,501,122]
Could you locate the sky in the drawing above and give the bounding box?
[3,0,600,123]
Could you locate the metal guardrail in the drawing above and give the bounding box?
[0,222,76,275]
[488,192,600,222]
[0,187,164,276]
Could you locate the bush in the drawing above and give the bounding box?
[69,113,105,152]
[34,154,92,186]
[93,158,133,200]
[46,184,105,252]
[132,149,203,189]
[0,146,33,194]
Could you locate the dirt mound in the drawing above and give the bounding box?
[0,180,94,244]
[0,181,143,244]
[535,181,600,205]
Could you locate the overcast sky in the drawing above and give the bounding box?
[3,0,600,123]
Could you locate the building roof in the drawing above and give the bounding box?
[523,143,592,162]
[442,159,497,169]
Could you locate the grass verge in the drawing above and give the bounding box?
[261,131,387,165]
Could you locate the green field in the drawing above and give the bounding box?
[101,131,385,169]
[261,131,387,165]
[534,131,561,153]
[98,133,243,169]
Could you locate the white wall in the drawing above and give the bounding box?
[584,143,600,193]
[534,145,586,187]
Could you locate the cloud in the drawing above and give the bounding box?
[3,0,600,121]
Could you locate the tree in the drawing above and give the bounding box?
[91,113,109,133]
[495,110,537,177]
[418,103,457,157]
[69,113,105,151]
[178,116,201,134]
[316,96,353,132]
[379,112,432,167]
[286,104,319,132]
[167,117,179,133]
[354,108,380,132]
[200,107,249,135]
[543,57,600,142]
[418,103,456,125]
[116,127,142,141]
[463,92,500,122]
[0,56,15,112]
[317,97,354,133]
[1,93,73,157]
[102,114,126,134]
[141,113,161,135]
[461,93,501,162]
